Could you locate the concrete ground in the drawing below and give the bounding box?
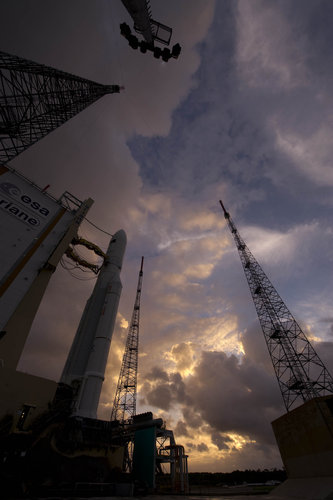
[18,495,302,500]
[29,496,296,500]
[15,479,333,500]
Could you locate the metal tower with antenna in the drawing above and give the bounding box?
[0,51,122,165]
[219,200,333,411]
[111,257,144,422]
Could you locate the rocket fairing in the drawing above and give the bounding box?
[60,229,127,419]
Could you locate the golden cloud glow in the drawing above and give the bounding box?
[184,263,215,280]
[178,424,257,472]
[164,342,197,376]
[156,234,229,282]
[120,316,129,329]
[127,206,146,227]
[228,433,256,450]
[180,211,225,231]
[158,272,188,287]
[195,315,242,356]
[140,192,172,217]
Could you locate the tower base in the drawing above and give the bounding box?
[271,477,333,499]
[271,395,333,499]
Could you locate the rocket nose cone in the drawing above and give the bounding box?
[106,229,127,270]
[113,229,127,244]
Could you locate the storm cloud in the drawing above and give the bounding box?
[1,0,333,472]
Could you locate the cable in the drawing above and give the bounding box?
[60,257,99,280]
[84,217,114,237]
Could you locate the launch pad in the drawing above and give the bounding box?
[0,401,187,497]
[0,166,188,497]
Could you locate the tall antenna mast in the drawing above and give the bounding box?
[0,51,122,165]
[220,200,333,411]
[111,257,144,422]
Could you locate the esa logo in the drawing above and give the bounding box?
[0,182,50,217]
[0,182,21,197]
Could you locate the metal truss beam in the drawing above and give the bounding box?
[111,257,144,422]
[220,200,333,411]
[0,51,120,165]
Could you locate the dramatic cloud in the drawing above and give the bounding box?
[139,323,285,470]
[140,321,333,471]
[2,0,333,473]
[236,1,309,90]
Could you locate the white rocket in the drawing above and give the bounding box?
[60,229,127,419]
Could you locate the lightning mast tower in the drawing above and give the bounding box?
[111,256,144,422]
[0,51,122,165]
[219,200,333,412]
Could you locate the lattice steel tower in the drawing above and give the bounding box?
[220,200,333,411]
[0,51,121,165]
[111,257,144,422]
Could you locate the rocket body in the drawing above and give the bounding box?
[61,229,127,419]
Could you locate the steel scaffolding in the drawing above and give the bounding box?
[220,200,333,411]
[111,257,144,422]
[0,51,120,165]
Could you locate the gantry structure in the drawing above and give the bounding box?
[111,257,144,422]
[0,51,121,165]
[220,200,333,411]
[120,0,181,61]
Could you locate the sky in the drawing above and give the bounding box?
[1,0,333,472]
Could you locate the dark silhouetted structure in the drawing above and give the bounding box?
[220,200,333,411]
[111,257,144,422]
[0,51,121,165]
[120,0,181,61]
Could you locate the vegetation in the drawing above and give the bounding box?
[189,469,286,486]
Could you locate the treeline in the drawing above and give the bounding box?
[189,469,286,485]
